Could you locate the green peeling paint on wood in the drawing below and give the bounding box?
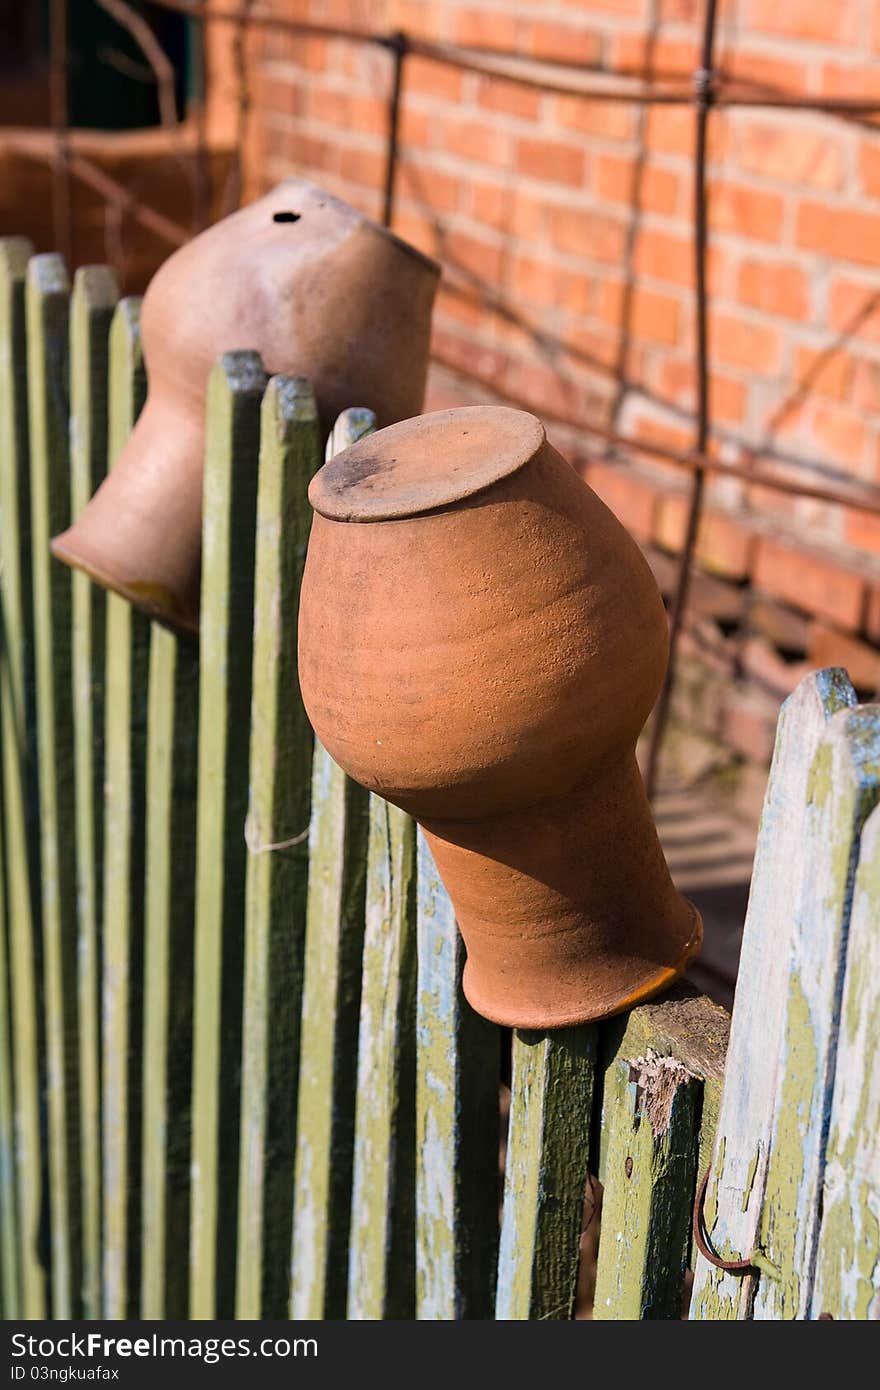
[415,830,499,1320]
[69,264,118,1320]
[0,237,45,1318]
[749,703,880,1319]
[102,299,149,1320]
[27,253,81,1318]
[598,984,729,1194]
[690,670,858,1321]
[812,802,880,1319]
[496,1026,596,1320]
[189,352,267,1319]
[593,1054,700,1319]
[140,623,199,1318]
[0,784,18,1317]
[234,377,321,1318]
[290,408,373,1322]
[347,797,417,1320]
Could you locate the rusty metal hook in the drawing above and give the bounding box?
[692,1165,756,1274]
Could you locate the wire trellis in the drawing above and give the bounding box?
[35,0,880,793]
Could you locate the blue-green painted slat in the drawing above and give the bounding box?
[27,253,80,1318]
[415,830,499,1319]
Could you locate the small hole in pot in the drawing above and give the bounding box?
[273,211,301,223]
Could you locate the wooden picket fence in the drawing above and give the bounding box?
[0,239,877,1321]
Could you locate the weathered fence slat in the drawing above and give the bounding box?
[415,831,499,1320]
[140,624,199,1318]
[234,378,321,1319]
[189,351,267,1319]
[347,798,417,1320]
[102,298,149,1320]
[27,253,80,1319]
[0,813,18,1318]
[593,1054,699,1319]
[495,1027,595,1320]
[751,701,880,1319]
[597,986,729,1200]
[290,407,374,1322]
[812,799,880,1320]
[0,237,45,1318]
[69,264,118,1321]
[690,668,858,1321]
[289,751,368,1320]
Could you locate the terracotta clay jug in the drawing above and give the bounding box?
[51,178,440,632]
[298,405,701,1028]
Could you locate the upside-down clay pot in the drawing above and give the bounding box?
[298,405,702,1028]
[50,178,440,632]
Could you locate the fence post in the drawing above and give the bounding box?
[102,298,149,1320]
[812,797,880,1319]
[415,831,499,1319]
[0,237,45,1318]
[69,264,118,1321]
[140,620,200,1319]
[234,377,321,1318]
[189,351,267,1319]
[347,798,417,1320]
[27,252,80,1318]
[690,668,861,1319]
[290,407,374,1322]
[495,1027,596,1320]
[593,1054,699,1318]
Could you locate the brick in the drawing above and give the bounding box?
[516,137,586,187]
[549,206,627,263]
[645,106,694,158]
[753,536,865,629]
[867,581,880,642]
[736,121,843,190]
[737,260,809,320]
[846,507,880,556]
[740,637,810,699]
[398,161,460,213]
[724,48,810,94]
[819,62,880,101]
[807,622,880,693]
[610,32,699,78]
[511,256,593,315]
[793,344,854,402]
[523,20,602,65]
[749,597,809,654]
[404,55,465,101]
[630,285,682,345]
[596,278,681,344]
[399,105,432,147]
[634,227,693,286]
[858,141,880,199]
[594,154,680,214]
[828,276,880,343]
[476,73,541,120]
[852,359,880,414]
[709,181,786,244]
[654,490,688,552]
[746,0,860,44]
[338,145,386,190]
[452,8,520,50]
[443,117,513,167]
[583,461,658,542]
[724,689,778,765]
[812,402,869,470]
[554,95,636,142]
[710,310,783,372]
[444,229,504,282]
[698,511,756,580]
[796,201,880,268]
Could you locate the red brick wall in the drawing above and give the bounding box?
[215,0,880,784]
